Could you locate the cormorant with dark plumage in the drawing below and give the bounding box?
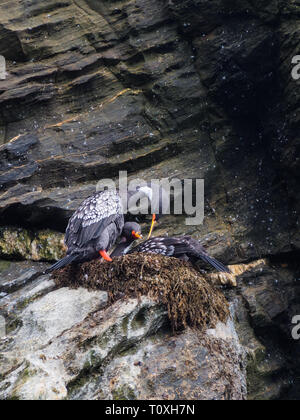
[112,230,231,273]
[46,190,143,273]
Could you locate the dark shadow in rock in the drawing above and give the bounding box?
[0,203,70,232]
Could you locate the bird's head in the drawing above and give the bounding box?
[121,222,143,243]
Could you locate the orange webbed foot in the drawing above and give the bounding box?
[99,250,112,262]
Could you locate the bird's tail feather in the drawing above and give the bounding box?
[45,255,77,274]
[197,254,231,273]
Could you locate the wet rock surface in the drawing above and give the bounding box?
[0,0,298,261]
[0,0,299,400]
[228,257,300,400]
[0,258,245,400]
[0,255,299,400]
[70,323,246,400]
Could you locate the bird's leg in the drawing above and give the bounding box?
[99,250,112,262]
[147,214,157,239]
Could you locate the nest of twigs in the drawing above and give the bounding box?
[52,253,229,332]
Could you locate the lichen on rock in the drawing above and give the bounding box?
[0,227,65,261]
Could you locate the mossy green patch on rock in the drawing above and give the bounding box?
[112,385,137,400]
[32,230,66,261]
[246,349,269,400]
[0,227,65,262]
[0,227,32,260]
[0,260,11,272]
[6,318,23,335]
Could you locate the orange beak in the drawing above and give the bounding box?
[99,250,112,262]
[132,231,143,240]
[147,214,156,239]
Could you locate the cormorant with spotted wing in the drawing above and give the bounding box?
[112,231,231,273]
[46,190,143,273]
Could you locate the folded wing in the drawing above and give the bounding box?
[65,190,124,250]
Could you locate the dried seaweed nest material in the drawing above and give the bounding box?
[52,253,230,332]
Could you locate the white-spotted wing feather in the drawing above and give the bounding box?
[65,190,124,249]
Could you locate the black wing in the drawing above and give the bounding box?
[65,190,124,249]
[129,237,185,257]
[181,236,232,273]
[130,236,231,273]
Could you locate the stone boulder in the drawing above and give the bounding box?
[0,255,246,400]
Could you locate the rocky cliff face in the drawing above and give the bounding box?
[0,0,299,400]
[0,257,247,400]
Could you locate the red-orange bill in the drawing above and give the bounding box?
[132,231,143,240]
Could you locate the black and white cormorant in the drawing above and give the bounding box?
[46,190,146,273]
[112,230,231,273]
[111,222,143,256]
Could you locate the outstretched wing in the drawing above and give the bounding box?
[130,237,183,257]
[130,236,231,273]
[65,190,124,249]
[180,237,232,273]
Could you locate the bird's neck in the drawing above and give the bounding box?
[111,241,134,257]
